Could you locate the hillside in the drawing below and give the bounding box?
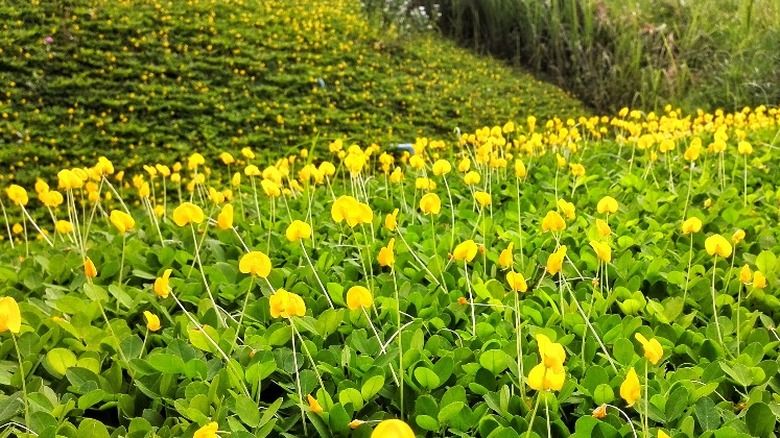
[0,0,586,184]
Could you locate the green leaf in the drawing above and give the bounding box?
[665,386,689,422]
[361,375,385,400]
[77,418,110,438]
[746,402,775,437]
[146,353,187,374]
[438,401,464,424]
[612,337,635,365]
[44,348,77,378]
[83,283,108,302]
[755,251,777,275]
[479,350,509,375]
[338,388,363,410]
[694,397,720,432]
[234,394,261,427]
[416,414,439,431]
[414,367,441,390]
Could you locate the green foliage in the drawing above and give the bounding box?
[424,0,780,112]
[0,0,585,185]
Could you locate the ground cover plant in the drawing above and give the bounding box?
[0,0,585,185]
[1,105,780,437]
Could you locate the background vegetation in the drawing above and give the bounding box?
[0,0,585,185]
[421,0,780,113]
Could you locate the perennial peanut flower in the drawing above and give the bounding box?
[109,210,135,234]
[0,296,22,334]
[269,289,306,318]
[346,286,373,310]
[378,238,395,267]
[193,422,218,438]
[452,240,478,262]
[307,395,323,415]
[590,240,612,263]
[217,204,233,230]
[595,219,611,237]
[371,419,415,438]
[463,171,480,185]
[431,159,452,175]
[739,265,753,284]
[154,269,173,298]
[385,208,399,232]
[6,185,28,206]
[55,220,73,234]
[596,196,618,214]
[557,198,575,219]
[506,271,527,292]
[634,332,664,364]
[143,311,161,332]
[239,251,272,278]
[527,363,565,391]
[681,217,702,234]
[620,368,641,407]
[285,220,312,242]
[498,242,514,269]
[541,211,566,233]
[546,246,567,275]
[84,257,98,279]
[419,193,441,215]
[172,202,205,227]
[474,191,491,207]
[705,234,733,258]
[753,271,767,289]
[732,229,745,244]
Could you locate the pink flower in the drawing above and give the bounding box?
[44,37,54,44]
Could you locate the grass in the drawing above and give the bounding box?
[0,0,585,186]
[426,0,780,113]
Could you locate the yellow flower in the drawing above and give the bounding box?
[217,204,233,230]
[634,333,663,365]
[527,363,565,391]
[683,143,701,161]
[592,404,607,419]
[41,190,64,208]
[546,246,567,275]
[569,163,586,177]
[55,220,73,234]
[474,191,491,207]
[349,420,365,430]
[193,422,218,438]
[514,159,527,178]
[452,240,478,262]
[431,159,452,176]
[109,210,135,235]
[536,334,566,372]
[220,152,235,165]
[595,219,611,237]
[154,269,173,298]
[597,196,618,214]
[307,395,324,415]
[753,271,767,289]
[557,198,575,219]
[378,238,395,268]
[737,141,753,155]
[143,311,161,332]
[188,152,205,170]
[385,208,399,232]
[506,271,527,293]
[463,171,480,185]
[138,182,150,199]
[0,296,22,334]
[261,179,281,197]
[620,368,641,407]
[245,165,261,177]
[285,220,312,242]
[11,223,22,235]
[242,147,255,159]
[58,169,84,190]
[739,265,753,284]
[498,242,514,269]
[346,286,373,310]
[458,157,471,172]
[239,251,272,278]
[731,229,745,244]
[658,430,671,438]
[269,288,306,318]
[705,234,733,258]
[370,419,415,438]
[84,257,98,279]
[172,202,205,227]
[681,217,702,234]
[590,240,612,263]
[331,196,373,227]
[419,193,441,215]
[541,211,566,233]
[6,185,28,206]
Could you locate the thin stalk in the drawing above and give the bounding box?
[291,322,326,392]
[190,225,226,328]
[564,279,618,373]
[232,280,254,354]
[118,234,126,285]
[11,334,29,433]
[392,268,404,418]
[300,241,334,308]
[443,175,456,249]
[711,256,724,344]
[524,393,543,438]
[0,198,15,249]
[682,235,694,305]
[514,291,526,401]
[464,261,476,336]
[290,320,308,435]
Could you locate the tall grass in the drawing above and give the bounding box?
[421,0,780,112]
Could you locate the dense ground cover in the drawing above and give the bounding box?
[0,0,585,185]
[0,105,779,437]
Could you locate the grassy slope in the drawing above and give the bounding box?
[0,0,585,184]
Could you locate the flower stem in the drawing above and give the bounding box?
[11,334,29,432]
[464,261,476,337]
[525,393,543,438]
[711,256,724,344]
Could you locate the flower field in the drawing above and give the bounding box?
[1,105,780,438]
